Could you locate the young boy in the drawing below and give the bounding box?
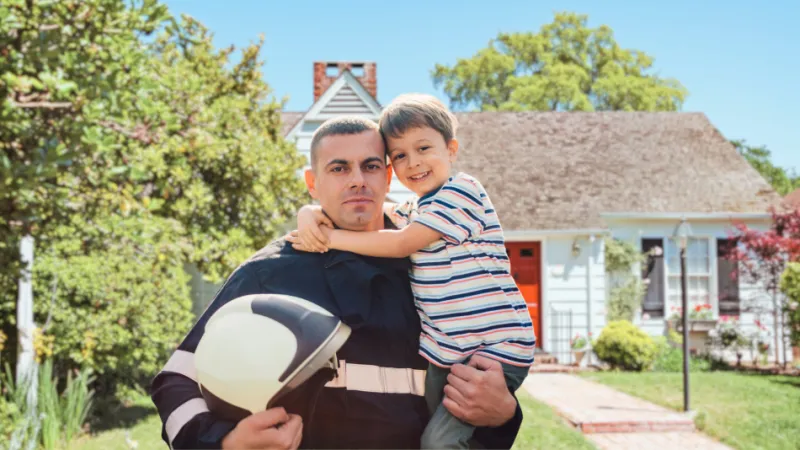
[287,94,535,449]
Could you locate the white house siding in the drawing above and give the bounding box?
[542,235,606,362]
[606,217,791,363]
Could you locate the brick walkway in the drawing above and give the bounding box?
[522,373,732,449]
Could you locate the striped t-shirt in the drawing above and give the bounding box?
[389,172,536,368]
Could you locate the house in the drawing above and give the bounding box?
[280,61,791,364]
[786,187,800,210]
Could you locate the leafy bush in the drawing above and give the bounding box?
[30,214,194,392]
[780,262,800,347]
[607,279,645,322]
[651,336,711,372]
[593,321,657,371]
[604,238,645,274]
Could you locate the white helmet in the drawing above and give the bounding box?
[194,294,351,421]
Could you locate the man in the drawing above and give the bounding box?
[150,117,524,449]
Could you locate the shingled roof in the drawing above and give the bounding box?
[450,112,780,231]
[280,111,781,231]
[281,112,304,136]
[785,188,800,209]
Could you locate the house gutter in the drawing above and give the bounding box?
[504,228,609,241]
[600,212,771,221]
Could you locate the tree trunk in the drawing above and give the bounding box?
[16,235,38,410]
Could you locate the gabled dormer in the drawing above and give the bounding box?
[284,61,414,204]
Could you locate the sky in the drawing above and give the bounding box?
[162,0,799,172]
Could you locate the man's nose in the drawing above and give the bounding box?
[348,167,366,188]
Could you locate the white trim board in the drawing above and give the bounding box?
[505,228,609,241]
[601,212,772,221]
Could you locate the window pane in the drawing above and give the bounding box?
[666,239,680,273]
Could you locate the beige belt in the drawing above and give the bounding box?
[324,360,426,396]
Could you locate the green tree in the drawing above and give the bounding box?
[732,140,800,196]
[1,0,169,314]
[1,0,306,388]
[432,12,688,112]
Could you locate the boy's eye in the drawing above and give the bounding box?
[392,153,406,161]
[419,146,430,151]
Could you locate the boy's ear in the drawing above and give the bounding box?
[304,169,318,199]
[385,164,393,187]
[447,138,459,163]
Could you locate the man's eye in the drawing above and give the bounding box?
[331,166,345,173]
[367,164,382,170]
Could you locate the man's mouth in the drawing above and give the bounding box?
[343,196,373,205]
[408,171,431,183]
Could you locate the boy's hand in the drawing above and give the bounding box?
[295,205,333,252]
[286,230,320,253]
[286,226,333,253]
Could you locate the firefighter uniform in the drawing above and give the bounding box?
[150,237,523,449]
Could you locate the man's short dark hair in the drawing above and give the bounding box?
[309,117,380,170]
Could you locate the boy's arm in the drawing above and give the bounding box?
[327,222,442,258]
[382,201,399,217]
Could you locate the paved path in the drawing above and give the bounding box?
[522,373,732,449]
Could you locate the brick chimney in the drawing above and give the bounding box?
[313,61,377,102]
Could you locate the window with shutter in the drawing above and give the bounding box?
[717,238,741,316]
[641,238,665,318]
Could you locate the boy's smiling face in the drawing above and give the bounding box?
[386,126,458,197]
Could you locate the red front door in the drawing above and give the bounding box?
[506,242,542,347]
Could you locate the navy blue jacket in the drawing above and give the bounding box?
[151,237,523,449]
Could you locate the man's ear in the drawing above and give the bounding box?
[447,138,459,163]
[304,169,318,199]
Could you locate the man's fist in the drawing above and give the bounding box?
[221,407,303,450]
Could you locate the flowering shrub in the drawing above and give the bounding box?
[668,303,714,323]
[780,262,800,347]
[593,321,657,371]
[728,208,800,362]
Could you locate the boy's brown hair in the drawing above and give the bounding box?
[379,93,458,144]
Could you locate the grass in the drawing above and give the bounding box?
[68,390,593,450]
[69,393,164,450]
[513,390,595,450]
[580,371,800,450]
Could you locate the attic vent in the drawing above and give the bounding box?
[325,64,339,77]
[350,64,364,77]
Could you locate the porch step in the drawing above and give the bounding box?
[529,363,583,374]
[533,349,559,365]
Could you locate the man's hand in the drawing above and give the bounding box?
[442,355,517,427]
[221,407,303,450]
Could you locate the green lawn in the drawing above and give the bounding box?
[580,371,800,450]
[69,394,164,450]
[513,390,595,450]
[68,391,593,450]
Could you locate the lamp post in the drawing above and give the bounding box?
[674,218,693,412]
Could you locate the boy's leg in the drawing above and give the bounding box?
[501,363,531,392]
[424,363,449,415]
[422,400,475,449]
[422,363,474,449]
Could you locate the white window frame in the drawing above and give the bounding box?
[662,236,719,319]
